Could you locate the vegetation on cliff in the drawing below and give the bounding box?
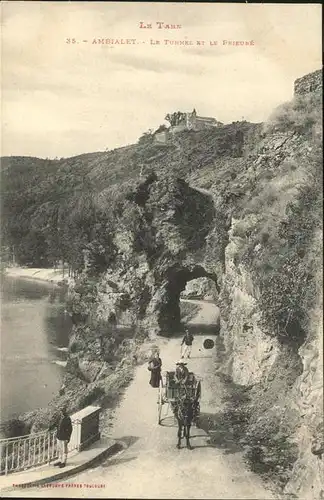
[216,70,322,494]
[0,119,258,270]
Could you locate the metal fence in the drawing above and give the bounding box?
[0,423,80,476]
[0,430,59,475]
[0,415,84,475]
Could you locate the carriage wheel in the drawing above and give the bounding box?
[170,401,177,425]
[158,379,163,425]
[195,380,202,401]
[194,381,201,427]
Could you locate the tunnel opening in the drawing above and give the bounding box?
[157,265,220,334]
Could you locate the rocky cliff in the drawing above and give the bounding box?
[294,69,322,97]
[216,70,323,497]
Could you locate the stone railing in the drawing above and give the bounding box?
[68,405,101,452]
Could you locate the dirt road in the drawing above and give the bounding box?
[180,298,220,326]
[12,300,274,499]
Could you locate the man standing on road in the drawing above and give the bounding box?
[53,406,72,468]
[181,328,194,359]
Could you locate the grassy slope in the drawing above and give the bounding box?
[1,121,260,211]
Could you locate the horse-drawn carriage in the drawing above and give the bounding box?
[158,371,202,425]
[158,370,202,449]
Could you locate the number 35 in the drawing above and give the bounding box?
[66,38,76,44]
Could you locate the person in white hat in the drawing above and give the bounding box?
[174,360,189,385]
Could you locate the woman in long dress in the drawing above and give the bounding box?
[148,351,162,388]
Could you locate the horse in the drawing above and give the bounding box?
[172,395,200,450]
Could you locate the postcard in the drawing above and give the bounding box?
[0,2,322,499]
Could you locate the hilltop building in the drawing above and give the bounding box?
[180,108,223,131]
[153,109,223,144]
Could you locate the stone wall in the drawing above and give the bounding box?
[169,123,188,134]
[154,130,169,144]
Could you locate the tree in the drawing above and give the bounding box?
[138,129,154,144]
[165,111,186,127]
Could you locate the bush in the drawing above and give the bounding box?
[0,419,30,439]
[78,386,105,407]
[245,181,320,346]
[244,422,299,489]
[67,276,99,322]
[260,232,270,244]
[138,129,154,145]
[69,340,81,354]
[265,92,322,136]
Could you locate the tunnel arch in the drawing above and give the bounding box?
[157,265,220,333]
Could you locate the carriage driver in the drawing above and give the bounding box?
[174,360,189,385]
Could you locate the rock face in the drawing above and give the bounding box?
[294,69,322,96]
[216,72,323,496]
[180,276,218,299]
[90,177,221,334]
[283,247,323,500]
[219,220,323,497]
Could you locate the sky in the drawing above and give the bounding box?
[1,2,322,159]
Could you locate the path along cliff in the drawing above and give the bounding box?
[11,300,276,499]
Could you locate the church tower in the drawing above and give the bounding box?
[186,108,197,129]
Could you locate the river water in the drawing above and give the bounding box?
[0,276,72,422]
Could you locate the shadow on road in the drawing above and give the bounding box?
[102,455,138,469]
[169,324,221,338]
[158,409,242,453]
[197,412,243,455]
[159,415,176,428]
[187,323,220,335]
[196,367,252,455]
[117,435,140,448]
[101,435,140,468]
[214,335,227,366]
[190,354,213,359]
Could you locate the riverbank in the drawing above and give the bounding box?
[4,267,70,284]
[15,335,161,437]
